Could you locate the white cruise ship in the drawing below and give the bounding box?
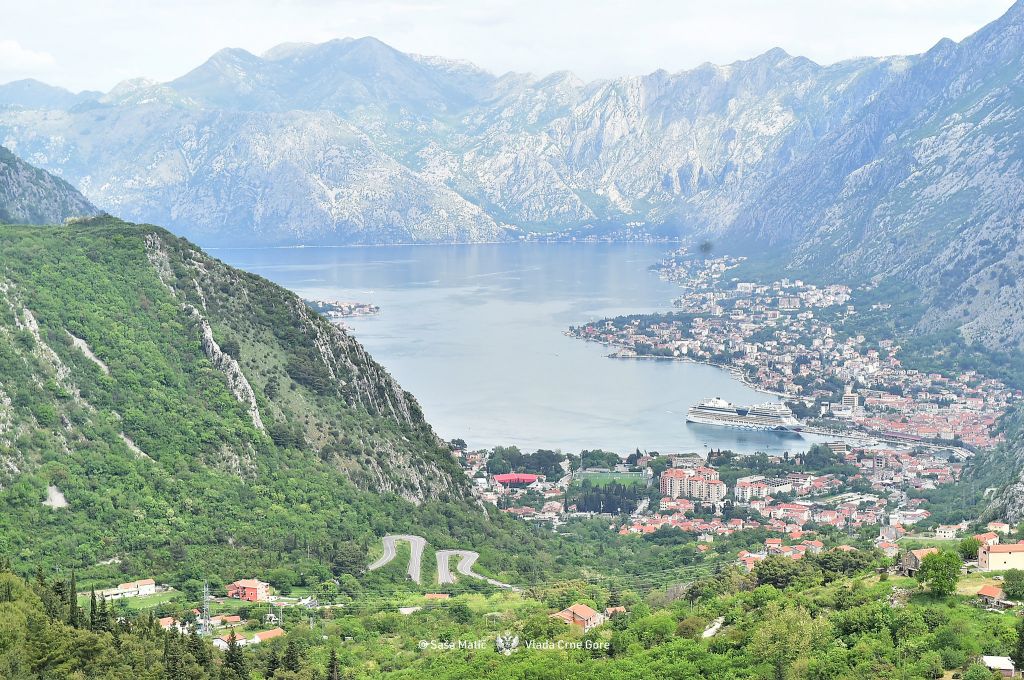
[686,397,802,431]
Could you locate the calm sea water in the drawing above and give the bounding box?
[215,243,818,456]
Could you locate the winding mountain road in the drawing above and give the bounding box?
[436,549,520,590]
[366,534,426,583]
[367,536,519,590]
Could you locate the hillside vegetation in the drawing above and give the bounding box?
[0,218,545,585]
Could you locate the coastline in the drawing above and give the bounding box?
[567,334,796,401]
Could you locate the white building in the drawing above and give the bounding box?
[99,579,157,600]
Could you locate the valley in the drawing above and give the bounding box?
[2,2,1024,678]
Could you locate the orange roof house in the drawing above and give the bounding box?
[901,547,938,575]
[974,532,1000,546]
[254,628,286,643]
[978,585,1004,600]
[226,578,269,602]
[550,603,606,632]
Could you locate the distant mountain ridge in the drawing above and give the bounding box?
[0,145,99,224]
[1,3,1023,349]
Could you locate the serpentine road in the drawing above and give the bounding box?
[435,549,520,591]
[367,534,426,583]
[367,535,518,590]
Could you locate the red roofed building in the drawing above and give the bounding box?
[978,585,1006,606]
[254,628,286,643]
[980,544,1024,572]
[493,473,540,486]
[901,547,938,576]
[550,603,605,632]
[226,579,269,602]
[974,532,1000,547]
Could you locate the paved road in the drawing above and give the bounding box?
[435,549,519,591]
[702,616,725,639]
[369,535,519,590]
[367,535,426,584]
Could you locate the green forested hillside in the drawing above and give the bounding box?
[0,218,551,585]
[2,552,1019,680]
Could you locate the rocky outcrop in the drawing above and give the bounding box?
[194,309,265,432]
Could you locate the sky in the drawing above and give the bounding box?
[0,0,1017,92]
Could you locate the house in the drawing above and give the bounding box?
[877,541,900,558]
[254,628,286,643]
[901,547,938,576]
[935,525,958,540]
[424,593,450,600]
[981,655,1016,678]
[980,544,1024,572]
[99,578,157,600]
[988,522,1012,535]
[226,579,269,602]
[974,532,1000,547]
[977,585,1011,608]
[213,628,287,651]
[207,614,242,628]
[214,633,253,651]
[604,606,627,618]
[550,604,606,632]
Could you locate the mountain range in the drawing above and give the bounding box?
[1,2,1023,352]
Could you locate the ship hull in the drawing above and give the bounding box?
[685,412,800,432]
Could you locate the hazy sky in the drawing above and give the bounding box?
[1,0,1017,91]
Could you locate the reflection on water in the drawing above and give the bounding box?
[216,243,824,456]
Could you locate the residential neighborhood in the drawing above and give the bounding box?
[568,250,1018,450]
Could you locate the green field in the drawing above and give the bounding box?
[77,588,181,611]
[575,472,648,487]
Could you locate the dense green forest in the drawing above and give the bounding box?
[3,548,1021,679]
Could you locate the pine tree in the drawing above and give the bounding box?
[163,633,185,680]
[68,570,80,627]
[188,629,210,668]
[328,648,340,680]
[89,589,98,630]
[223,631,247,679]
[52,578,66,604]
[283,638,301,672]
[112,619,123,651]
[97,594,110,632]
[265,649,280,678]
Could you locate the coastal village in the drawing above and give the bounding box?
[567,249,1017,449]
[458,440,1024,584]
[463,441,955,520]
[303,298,381,321]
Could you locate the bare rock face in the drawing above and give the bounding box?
[3,4,1024,348]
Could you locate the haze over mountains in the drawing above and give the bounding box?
[1,2,1023,350]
